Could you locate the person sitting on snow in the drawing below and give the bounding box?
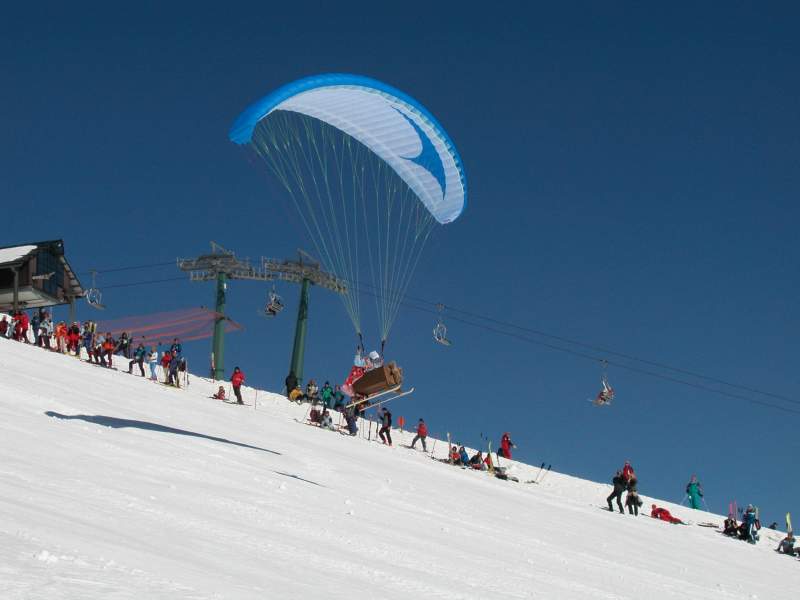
[722,514,738,536]
[320,409,336,431]
[450,445,461,465]
[776,532,796,556]
[650,504,685,525]
[458,445,470,466]
[212,386,226,400]
[289,384,305,403]
[469,451,487,471]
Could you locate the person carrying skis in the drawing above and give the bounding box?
[410,418,428,452]
[685,475,704,509]
[498,432,515,459]
[378,407,392,445]
[231,367,245,404]
[607,470,626,513]
[776,532,796,556]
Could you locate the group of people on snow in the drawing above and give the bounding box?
[606,460,642,515]
[1,309,190,387]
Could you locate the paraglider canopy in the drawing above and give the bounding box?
[230,73,467,225]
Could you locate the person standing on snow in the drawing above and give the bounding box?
[378,406,393,445]
[160,350,172,382]
[231,367,245,404]
[498,432,515,459]
[621,460,635,483]
[0,315,9,339]
[607,470,627,513]
[128,342,146,376]
[741,504,759,544]
[320,381,334,408]
[170,338,182,357]
[411,418,428,452]
[146,346,158,381]
[685,475,704,509]
[625,489,642,516]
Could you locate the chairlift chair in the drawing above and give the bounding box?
[433,303,452,346]
[263,286,284,317]
[84,270,106,310]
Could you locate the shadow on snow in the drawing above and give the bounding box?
[44,411,281,455]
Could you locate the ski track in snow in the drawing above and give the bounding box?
[0,340,796,599]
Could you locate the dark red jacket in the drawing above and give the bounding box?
[622,464,635,481]
[417,422,428,436]
[501,434,513,459]
[231,371,245,387]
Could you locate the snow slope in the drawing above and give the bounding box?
[0,340,795,599]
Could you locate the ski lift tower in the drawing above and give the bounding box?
[178,242,273,380]
[262,250,347,384]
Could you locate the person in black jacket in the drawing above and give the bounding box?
[285,371,298,398]
[607,470,626,513]
[378,407,392,446]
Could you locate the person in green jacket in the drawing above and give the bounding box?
[320,381,335,408]
[686,474,704,509]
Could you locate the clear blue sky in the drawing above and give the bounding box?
[3,2,799,523]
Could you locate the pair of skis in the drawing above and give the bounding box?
[525,462,552,484]
[344,385,415,410]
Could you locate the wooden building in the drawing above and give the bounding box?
[0,240,84,313]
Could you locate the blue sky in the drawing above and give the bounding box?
[3,2,799,523]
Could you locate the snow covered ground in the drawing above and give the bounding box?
[0,339,796,599]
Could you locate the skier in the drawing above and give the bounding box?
[621,460,635,483]
[81,322,95,359]
[607,470,626,513]
[289,384,305,403]
[231,367,245,404]
[685,475,704,509]
[169,338,182,357]
[30,312,40,344]
[458,445,470,466]
[332,385,346,411]
[102,332,116,366]
[67,322,81,355]
[39,315,53,349]
[167,351,181,387]
[469,450,487,470]
[320,381,335,408]
[160,350,172,382]
[740,504,759,544]
[378,407,392,446]
[128,343,146,376]
[410,418,428,452]
[146,346,158,381]
[722,514,738,536]
[343,405,358,436]
[319,409,336,431]
[650,505,685,524]
[306,379,320,404]
[212,386,226,400]
[625,489,642,516]
[498,432,515,459]
[776,532,796,556]
[285,371,298,398]
[55,321,68,353]
[0,315,8,338]
[115,332,131,358]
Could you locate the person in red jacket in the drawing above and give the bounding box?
[160,350,172,383]
[231,367,245,405]
[499,432,515,459]
[411,418,428,451]
[650,504,685,524]
[622,460,635,483]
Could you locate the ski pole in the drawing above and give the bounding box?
[537,464,552,484]
[534,462,545,482]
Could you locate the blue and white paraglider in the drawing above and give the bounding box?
[230,73,466,350]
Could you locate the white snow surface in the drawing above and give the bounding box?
[0,244,37,265]
[0,340,795,599]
